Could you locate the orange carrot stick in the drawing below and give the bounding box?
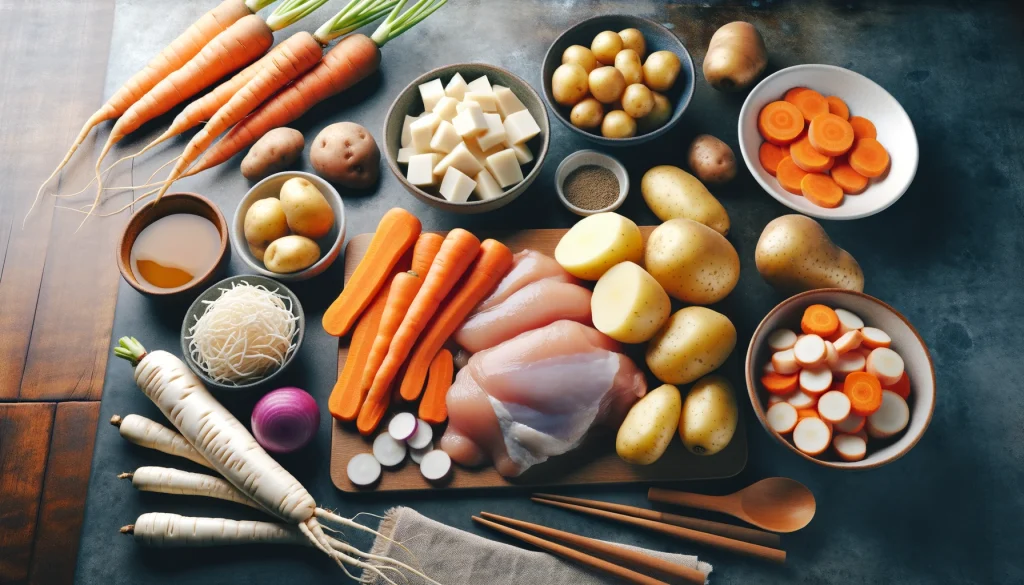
[848,116,877,140]
[801,173,844,208]
[762,372,799,395]
[789,136,833,173]
[785,87,829,122]
[844,371,883,416]
[825,96,849,120]
[757,101,804,145]
[848,138,890,178]
[419,349,455,424]
[758,142,787,176]
[801,305,840,337]
[831,158,869,194]
[775,157,808,194]
[808,113,855,157]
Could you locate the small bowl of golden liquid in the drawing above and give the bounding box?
[118,193,229,297]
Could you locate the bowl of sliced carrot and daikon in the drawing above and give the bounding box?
[745,289,935,469]
[738,64,918,220]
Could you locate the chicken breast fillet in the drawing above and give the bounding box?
[470,249,577,315]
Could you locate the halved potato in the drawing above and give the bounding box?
[554,212,643,280]
[592,261,671,343]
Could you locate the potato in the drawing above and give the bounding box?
[263,235,320,274]
[643,51,681,92]
[679,375,738,456]
[613,49,643,85]
[241,127,304,181]
[310,122,379,189]
[687,134,736,185]
[562,44,598,73]
[592,261,670,343]
[645,219,740,304]
[591,30,623,65]
[279,177,335,239]
[243,198,289,250]
[620,84,654,119]
[636,91,672,133]
[601,110,636,139]
[588,66,626,104]
[570,97,604,130]
[554,212,643,280]
[248,243,268,262]
[617,28,647,59]
[755,214,865,292]
[551,63,589,106]
[646,307,736,385]
[616,384,682,465]
[641,165,730,235]
[703,21,767,92]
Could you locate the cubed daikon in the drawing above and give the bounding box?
[452,103,488,138]
[464,91,498,113]
[410,113,441,152]
[400,114,419,148]
[473,168,504,200]
[503,110,541,144]
[432,96,459,122]
[407,153,440,186]
[511,142,533,164]
[418,79,445,112]
[445,72,468,101]
[430,120,463,154]
[475,113,508,151]
[434,142,484,177]
[438,167,477,203]
[493,85,527,118]
[397,146,420,164]
[465,138,503,166]
[485,148,523,187]
[466,75,492,94]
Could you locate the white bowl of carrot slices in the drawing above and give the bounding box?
[745,289,935,469]
[738,64,918,220]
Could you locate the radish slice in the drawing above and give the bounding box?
[824,341,839,368]
[854,429,868,442]
[866,348,905,386]
[793,335,826,367]
[772,349,801,374]
[867,390,909,439]
[799,367,832,396]
[767,329,798,351]
[835,308,864,333]
[347,453,382,487]
[787,390,817,409]
[793,417,831,456]
[767,402,798,434]
[832,352,866,377]
[861,327,892,349]
[835,413,865,434]
[833,433,867,462]
[388,412,418,442]
[833,330,863,354]
[763,361,776,375]
[372,433,407,467]
[406,419,434,450]
[410,442,433,464]
[768,392,791,406]
[817,390,851,423]
[419,450,452,481]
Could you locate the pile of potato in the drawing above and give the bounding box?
[243,177,335,274]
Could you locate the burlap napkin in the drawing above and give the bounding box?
[360,506,712,585]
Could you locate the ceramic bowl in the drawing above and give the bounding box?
[746,289,935,469]
[117,192,229,297]
[231,171,345,281]
[181,274,304,391]
[541,15,695,146]
[738,64,919,220]
[383,63,550,214]
[555,150,629,216]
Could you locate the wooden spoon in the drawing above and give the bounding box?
[648,477,816,533]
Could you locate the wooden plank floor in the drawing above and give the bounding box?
[0,0,117,583]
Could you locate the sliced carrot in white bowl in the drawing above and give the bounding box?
[793,417,831,456]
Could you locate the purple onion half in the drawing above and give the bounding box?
[251,387,320,454]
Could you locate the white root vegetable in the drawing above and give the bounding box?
[388,412,418,442]
[110,414,214,470]
[373,432,407,467]
[120,466,265,511]
[347,453,382,486]
[419,450,452,481]
[406,419,433,450]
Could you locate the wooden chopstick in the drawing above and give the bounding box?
[472,516,671,585]
[532,497,786,564]
[479,512,706,585]
[533,493,781,548]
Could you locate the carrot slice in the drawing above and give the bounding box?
[831,158,869,194]
[796,407,820,420]
[789,136,833,173]
[419,348,455,424]
[884,371,912,401]
[808,113,855,156]
[762,372,799,395]
[801,304,840,337]
[825,96,849,120]
[844,371,883,416]
[848,138,890,178]
[759,142,788,176]
[758,101,805,145]
[801,173,844,208]
[784,87,829,122]
[848,116,877,140]
[776,157,808,194]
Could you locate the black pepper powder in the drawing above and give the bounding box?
[563,165,619,210]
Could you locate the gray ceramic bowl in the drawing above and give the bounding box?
[181,275,304,391]
[542,15,695,146]
[383,63,550,214]
[231,171,345,281]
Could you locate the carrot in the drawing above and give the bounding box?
[831,158,869,194]
[757,101,804,145]
[419,349,455,424]
[358,271,422,394]
[848,116,877,140]
[322,208,421,337]
[796,408,820,420]
[848,138,890,178]
[411,233,445,276]
[808,113,855,157]
[843,371,883,416]
[801,304,840,337]
[789,135,833,173]
[825,96,849,120]
[762,372,799,395]
[784,87,829,122]
[758,142,787,176]
[328,270,390,422]
[884,371,911,401]
[775,157,809,194]
[801,173,844,208]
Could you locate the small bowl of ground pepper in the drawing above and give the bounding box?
[555,150,629,216]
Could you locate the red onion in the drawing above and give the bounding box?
[251,387,320,453]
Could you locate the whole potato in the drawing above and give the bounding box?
[688,134,736,185]
[618,28,647,58]
[248,243,268,263]
[679,375,737,456]
[703,21,767,92]
[570,97,605,130]
[755,215,864,292]
[591,261,670,343]
[643,51,681,92]
[621,84,654,119]
[645,218,740,304]
[243,198,289,250]
[551,63,589,106]
[636,91,672,133]
[554,212,643,280]
[591,30,623,65]
[241,128,304,181]
[310,122,379,189]
[616,384,682,465]
[562,44,599,72]
[264,235,321,274]
[279,177,335,239]
[641,166,730,235]
[588,66,626,104]
[646,307,737,385]
[613,49,643,85]
[601,110,637,139]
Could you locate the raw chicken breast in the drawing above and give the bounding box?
[441,320,646,477]
[454,279,593,353]
[471,249,576,315]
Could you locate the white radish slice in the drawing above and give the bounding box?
[832,352,866,377]
[824,341,839,368]
[419,450,452,481]
[854,429,868,442]
[835,308,864,333]
[767,329,798,351]
[372,433,407,467]
[867,390,909,439]
[793,335,826,367]
[787,390,817,409]
[866,348,905,386]
[817,390,851,423]
[833,433,867,462]
[835,413,865,434]
[763,361,777,375]
[409,442,433,464]
[793,417,831,456]
[861,327,892,349]
[772,349,801,375]
[833,330,863,354]
[388,412,418,442]
[767,402,798,434]
[347,453,382,487]
[767,393,791,406]
[799,367,832,396]
[406,419,434,450]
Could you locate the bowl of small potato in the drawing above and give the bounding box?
[542,15,694,145]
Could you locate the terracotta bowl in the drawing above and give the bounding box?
[117,192,229,297]
[745,289,936,469]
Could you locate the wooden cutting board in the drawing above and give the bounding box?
[330,228,747,493]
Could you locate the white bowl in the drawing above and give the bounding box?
[738,64,918,220]
[231,171,345,281]
[555,150,629,216]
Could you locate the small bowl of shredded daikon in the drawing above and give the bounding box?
[180,275,304,390]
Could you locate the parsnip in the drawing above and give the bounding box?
[120,466,264,511]
[110,414,214,470]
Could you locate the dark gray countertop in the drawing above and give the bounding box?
[76,1,1024,583]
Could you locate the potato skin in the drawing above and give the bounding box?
[703,21,767,92]
[679,375,738,456]
[616,384,682,465]
[264,235,320,274]
[279,177,335,239]
[645,219,739,305]
[641,166,730,235]
[687,134,736,185]
[310,122,380,189]
[243,198,289,249]
[755,214,865,292]
[241,128,304,181]
[646,307,736,385]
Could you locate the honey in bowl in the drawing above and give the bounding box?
[130,214,221,289]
